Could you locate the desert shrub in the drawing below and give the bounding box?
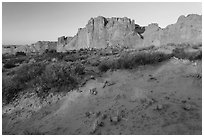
[115,52,171,69]
[4,57,25,65]
[3,62,16,69]
[63,54,79,62]
[15,51,26,56]
[74,64,85,75]
[32,51,64,62]
[90,59,101,66]
[13,62,46,89]
[2,77,20,104]
[138,45,155,51]
[44,51,64,60]
[99,50,113,56]
[186,51,202,60]
[2,54,15,60]
[3,56,28,69]
[172,48,186,59]
[172,48,202,60]
[2,61,81,103]
[35,62,78,95]
[44,49,56,54]
[98,51,172,71]
[98,61,112,72]
[177,43,191,48]
[192,44,202,49]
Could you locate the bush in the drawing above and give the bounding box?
[74,64,85,75]
[2,77,20,104]
[98,51,172,71]
[116,52,170,69]
[13,62,46,87]
[3,57,27,68]
[192,44,202,49]
[3,62,16,69]
[15,52,26,56]
[172,48,202,60]
[3,55,28,69]
[63,54,79,62]
[98,61,112,72]
[44,49,56,54]
[2,60,83,103]
[90,59,101,66]
[34,62,78,96]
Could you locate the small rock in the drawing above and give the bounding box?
[93,111,101,118]
[91,118,103,134]
[112,116,118,122]
[51,58,57,62]
[183,104,192,111]
[103,80,115,88]
[165,96,170,100]
[149,77,157,80]
[91,122,97,133]
[155,104,163,110]
[110,116,119,124]
[77,89,83,93]
[98,121,104,127]
[90,75,95,80]
[181,100,187,103]
[85,112,91,117]
[93,91,97,95]
[101,114,107,120]
[90,88,97,95]
[80,81,87,87]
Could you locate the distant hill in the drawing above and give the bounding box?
[3,41,57,55]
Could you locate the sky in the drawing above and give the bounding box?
[2,2,202,45]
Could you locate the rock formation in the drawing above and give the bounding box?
[57,36,73,52]
[57,16,145,52]
[142,14,202,47]
[2,14,201,54]
[57,14,202,52]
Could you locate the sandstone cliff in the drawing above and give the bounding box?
[143,14,202,47]
[3,14,201,54]
[57,16,145,52]
[57,14,201,52]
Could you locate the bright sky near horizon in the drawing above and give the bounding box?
[2,2,202,45]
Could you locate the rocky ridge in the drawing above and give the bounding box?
[57,14,202,52]
[2,14,202,54]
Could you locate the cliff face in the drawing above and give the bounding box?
[57,16,145,52]
[3,14,201,55]
[57,14,202,52]
[142,14,202,47]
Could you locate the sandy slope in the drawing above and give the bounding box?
[2,58,202,135]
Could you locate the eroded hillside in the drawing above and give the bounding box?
[2,43,202,135]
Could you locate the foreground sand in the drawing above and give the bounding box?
[2,58,202,135]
